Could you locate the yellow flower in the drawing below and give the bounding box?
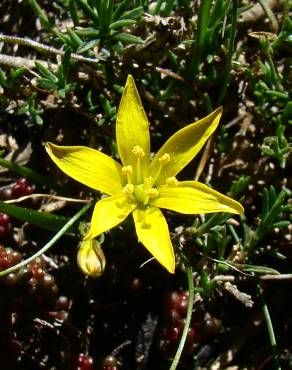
[45,75,244,274]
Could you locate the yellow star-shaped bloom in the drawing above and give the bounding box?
[45,75,244,274]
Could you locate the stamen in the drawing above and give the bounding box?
[121,165,133,183]
[153,153,171,184]
[158,153,170,165]
[148,188,159,198]
[132,146,145,184]
[166,176,178,186]
[132,145,145,158]
[121,165,133,175]
[122,184,134,196]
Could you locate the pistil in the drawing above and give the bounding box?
[122,183,134,196]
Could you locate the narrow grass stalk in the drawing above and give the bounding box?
[0,202,91,277]
[169,259,194,370]
[190,0,213,77]
[217,0,238,104]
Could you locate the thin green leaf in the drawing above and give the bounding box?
[35,62,58,82]
[261,187,270,218]
[112,32,143,44]
[120,6,143,20]
[0,201,79,235]
[75,0,100,26]
[0,157,63,193]
[10,67,27,80]
[27,0,52,30]
[67,28,83,47]
[77,39,100,53]
[240,263,280,275]
[272,221,290,228]
[109,19,136,30]
[112,0,131,20]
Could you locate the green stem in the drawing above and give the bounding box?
[0,202,91,277]
[169,259,194,370]
[218,0,238,104]
[258,285,281,370]
[227,223,240,243]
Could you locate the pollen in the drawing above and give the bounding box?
[132,145,145,158]
[148,188,159,198]
[122,183,134,195]
[159,153,170,165]
[166,176,178,186]
[121,165,133,175]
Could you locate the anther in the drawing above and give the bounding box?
[166,176,178,186]
[147,188,159,198]
[121,165,133,175]
[158,153,170,165]
[122,184,134,195]
[132,145,145,158]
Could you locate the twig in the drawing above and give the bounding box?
[224,113,248,129]
[0,34,103,64]
[0,53,36,69]
[155,67,184,81]
[213,273,292,282]
[5,193,90,204]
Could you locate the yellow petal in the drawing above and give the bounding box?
[45,143,125,195]
[150,181,244,214]
[116,75,150,180]
[148,107,223,185]
[84,194,136,240]
[133,206,175,273]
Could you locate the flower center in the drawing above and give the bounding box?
[122,177,158,206]
[121,147,174,207]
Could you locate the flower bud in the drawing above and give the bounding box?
[77,239,106,278]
